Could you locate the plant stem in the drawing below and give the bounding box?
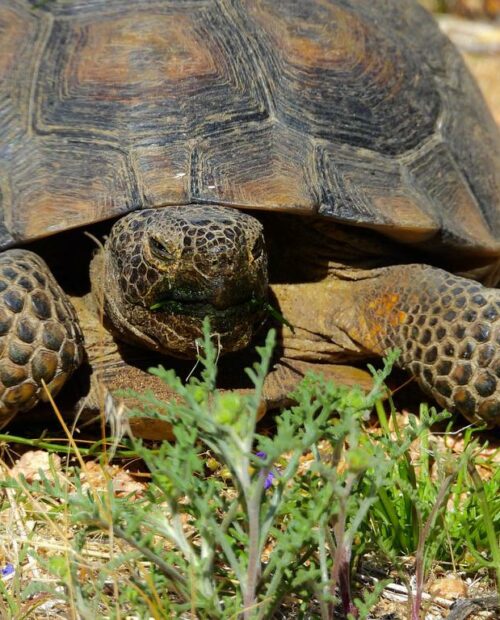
[243,482,264,619]
[468,462,500,594]
[411,472,455,620]
[0,433,142,458]
[110,524,189,602]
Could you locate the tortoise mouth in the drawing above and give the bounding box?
[150,295,267,320]
[145,295,268,358]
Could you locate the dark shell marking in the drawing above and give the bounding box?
[0,250,84,426]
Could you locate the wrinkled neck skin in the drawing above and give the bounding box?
[90,208,499,369]
[263,215,499,365]
[89,210,416,363]
[262,214,404,282]
[262,215,401,362]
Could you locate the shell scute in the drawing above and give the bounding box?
[0,0,498,256]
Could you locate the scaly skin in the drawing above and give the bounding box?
[357,264,500,425]
[99,206,499,425]
[0,250,83,427]
[98,205,268,358]
[272,262,500,426]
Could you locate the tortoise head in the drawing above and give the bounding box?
[100,205,268,357]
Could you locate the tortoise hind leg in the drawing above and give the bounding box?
[359,264,499,425]
[0,250,84,427]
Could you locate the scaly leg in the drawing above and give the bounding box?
[271,264,499,426]
[0,250,84,427]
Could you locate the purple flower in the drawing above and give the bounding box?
[256,451,277,490]
[1,563,14,578]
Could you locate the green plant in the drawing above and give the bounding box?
[71,323,400,618]
[0,320,498,619]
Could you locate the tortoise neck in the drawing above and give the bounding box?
[261,213,407,284]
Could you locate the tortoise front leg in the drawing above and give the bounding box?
[271,264,500,426]
[0,250,84,427]
[360,264,499,425]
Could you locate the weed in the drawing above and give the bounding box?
[0,320,498,618]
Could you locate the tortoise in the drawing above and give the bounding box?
[0,0,500,432]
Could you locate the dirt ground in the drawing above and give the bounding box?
[463,52,500,123]
[436,15,500,123]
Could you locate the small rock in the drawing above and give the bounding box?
[10,450,62,483]
[429,575,468,600]
[80,461,145,498]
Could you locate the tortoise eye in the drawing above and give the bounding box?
[251,236,265,261]
[149,237,174,261]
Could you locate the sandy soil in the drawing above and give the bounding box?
[436,15,500,123]
[463,52,500,123]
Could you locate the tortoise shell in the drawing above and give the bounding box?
[0,0,499,255]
